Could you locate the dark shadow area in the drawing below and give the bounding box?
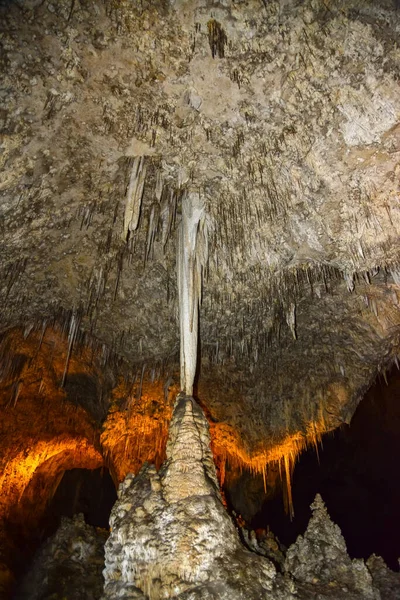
[6,467,116,599]
[11,468,115,600]
[46,467,117,530]
[251,366,400,570]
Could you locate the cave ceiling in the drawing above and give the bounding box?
[1,0,400,452]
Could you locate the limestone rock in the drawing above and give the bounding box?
[15,513,108,600]
[161,394,220,503]
[285,494,378,599]
[367,555,400,600]
[241,528,286,570]
[102,396,294,599]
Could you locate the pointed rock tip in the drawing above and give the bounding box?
[310,493,326,512]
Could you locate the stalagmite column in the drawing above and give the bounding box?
[102,388,279,600]
[177,191,206,396]
[161,392,220,503]
[164,188,217,500]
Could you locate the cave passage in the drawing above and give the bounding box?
[251,366,400,570]
[9,467,117,594]
[46,467,117,531]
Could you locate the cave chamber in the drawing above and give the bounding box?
[2,0,400,598]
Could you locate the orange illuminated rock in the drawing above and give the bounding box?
[0,327,104,552]
[0,324,329,563]
[100,379,178,483]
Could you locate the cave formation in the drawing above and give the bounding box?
[2,0,400,598]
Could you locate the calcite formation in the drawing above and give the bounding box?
[177,193,206,396]
[102,397,400,599]
[15,514,108,600]
[13,483,400,600]
[1,0,400,596]
[366,555,400,600]
[102,395,292,599]
[11,478,400,600]
[161,393,219,503]
[284,494,379,599]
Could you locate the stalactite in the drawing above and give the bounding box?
[61,310,80,387]
[122,156,147,241]
[286,302,297,340]
[177,191,207,395]
[344,270,355,292]
[207,19,227,59]
[390,269,400,286]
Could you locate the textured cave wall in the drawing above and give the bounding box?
[1,0,400,500]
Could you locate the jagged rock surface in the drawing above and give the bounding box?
[102,412,400,600]
[366,555,400,600]
[102,395,295,599]
[161,393,220,502]
[285,494,378,599]
[12,481,400,600]
[241,528,286,570]
[14,513,108,600]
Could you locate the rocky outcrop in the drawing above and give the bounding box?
[366,555,400,600]
[102,395,400,599]
[13,439,400,600]
[285,494,378,599]
[14,513,108,600]
[241,528,286,570]
[102,395,295,599]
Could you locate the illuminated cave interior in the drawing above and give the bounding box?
[2,0,400,598]
[1,325,400,597]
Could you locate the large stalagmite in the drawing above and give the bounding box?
[161,393,219,503]
[102,394,291,599]
[102,397,400,600]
